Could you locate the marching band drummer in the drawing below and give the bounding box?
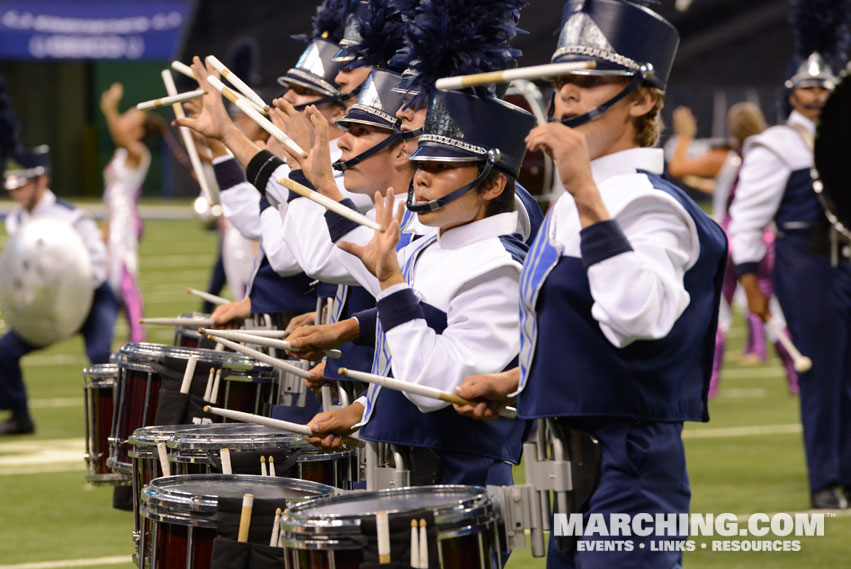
[453,1,727,566]
[0,146,119,435]
[728,32,851,507]
[298,85,537,487]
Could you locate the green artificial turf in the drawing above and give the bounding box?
[0,208,847,568]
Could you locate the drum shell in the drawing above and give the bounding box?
[82,363,127,486]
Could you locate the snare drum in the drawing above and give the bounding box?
[83,363,128,486]
[109,343,275,476]
[282,485,502,569]
[168,423,358,489]
[173,314,216,349]
[140,474,333,569]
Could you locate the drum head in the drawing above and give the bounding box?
[129,424,198,447]
[117,342,274,376]
[814,74,851,237]
[168,423,303,452]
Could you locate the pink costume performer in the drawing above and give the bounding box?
[103,146,148,342]
[710,150,798,396]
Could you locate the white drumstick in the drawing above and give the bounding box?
[260,455,268,477]
[436,61,597,90]
[203,368,215,401]
[410,519,419,568]
[767,318,813,372]
[206,55,269,111]
[203,405,364,448]
[220,447,232,474]
[160,69,215,205]
[278,177,384,232]
[321,384,333,412]
[137,90,207,111]
[204,335,311,378]
[171,60,196,80]
[200,328,342,358]
[270,507,282,547]
[339,368,518,419]
[419,519,428,568]
[238,493,254,543]
[141,316,213,327]
[187,287,230,306]
[180,354,199,394]
[206,75,306,158]
[156,441,171,477]
[210,369,222,404]
[268,455,276,477]
[376,510,390,564]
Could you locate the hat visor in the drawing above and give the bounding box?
[787,78,835,90]
[336,109,398,131]
[276,74,338,98]
[551,54,635,77]
[331,46,356,63]
[409,142,483,164]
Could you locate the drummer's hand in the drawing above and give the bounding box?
[270,98,314,168]
[306,403,363,450]
[210,297,251,329]
[740,273,770,322]
[337,188,404,290]
[298,106,343,199]
[286,318,359,361]
[305,362,329,394]
[284,311,316,335]
[172,56,239,143]
[453,368,520,421]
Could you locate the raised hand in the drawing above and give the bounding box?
[673,106,697,139]
[171,56,237,143]
[297,106,342,199]
[337,188,405,289]
[269,97,314,166]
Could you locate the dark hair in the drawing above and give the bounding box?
[476,165,516,216]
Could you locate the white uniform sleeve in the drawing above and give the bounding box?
[74,213,109,287]
[260,203,303,276]
[215,156,263,241]
[585,194,698,348]
[728,145,788,268]
[380,266,520,412]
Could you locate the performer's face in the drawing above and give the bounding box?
[552,74,655,158]
[790,86,831,121]
[412,162,494,231]
[336,124,396,194]
[7,175,46,212]
[395,100,427,158]
[282,84,326,108]
[335,66,372,109]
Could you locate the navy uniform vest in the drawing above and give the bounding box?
[517,172,727,422]
[249,256,316,315]
[359,233,530,463]
[775,168,825,227]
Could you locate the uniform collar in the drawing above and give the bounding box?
[590,147,664,185]
[437,211,518,250]
[27,188,55,216]
[788,110,816,135]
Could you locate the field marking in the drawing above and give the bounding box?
[720,367,785,380]
[20,355,88,367]
[716,388,767,398]
[30,397,80,409]
[0,438,84,468]
[684,423,801,439]
[0,463,85,476]
[0,555,131,569]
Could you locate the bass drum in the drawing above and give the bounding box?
[504,80,555,204]
[813,72,851,238]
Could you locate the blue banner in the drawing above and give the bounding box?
[0,1,194,60]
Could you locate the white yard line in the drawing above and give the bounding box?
[684,423,801,439]
[720,367,785,380]
[716,388,767,398]
[0,438,85,467]
[0,555,131,569]
[30,397,80,409]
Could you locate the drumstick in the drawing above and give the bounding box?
[206,55,269,112]
[220,447,232,474]
[161,69,216,205]
[180,354,199,394]
[204,336,311,378]
[171,60,196,80]
[203,368,215,401]
[214,342,224,352]
[203,405,365,448]
[376,510,391,564]
[187,287,230,306]
[270,507,282,547]
[435,61,597,90]
[238,493,254,542]
[200,328,342,358]
[338,368,518,419]
[156,441,171,477]
[210,369,222,404]
[410,519,419,568]
[206,75,306,158]
[278,509,287,547]
[419,519,427,568]
[140,316,213,327]
[260,456,267,477]
[137,90,207,111]
[277,177,384,232]
[766,318,813,372]
[268,455,276,477]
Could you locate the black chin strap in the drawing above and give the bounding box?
[548,72,644,128]
[406,157,496,214]
[293,87,360,111]
[333,130,404,172]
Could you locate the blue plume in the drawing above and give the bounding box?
[294,0,351,43]
[789,0,851,73]
[0,77,23,166]
[390,0,527,105]
[337,0,408,70]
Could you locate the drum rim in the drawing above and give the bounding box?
[282,485,493,537]
[117,342,274,373]
[128,424,196,447]
[82,363,120,378]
